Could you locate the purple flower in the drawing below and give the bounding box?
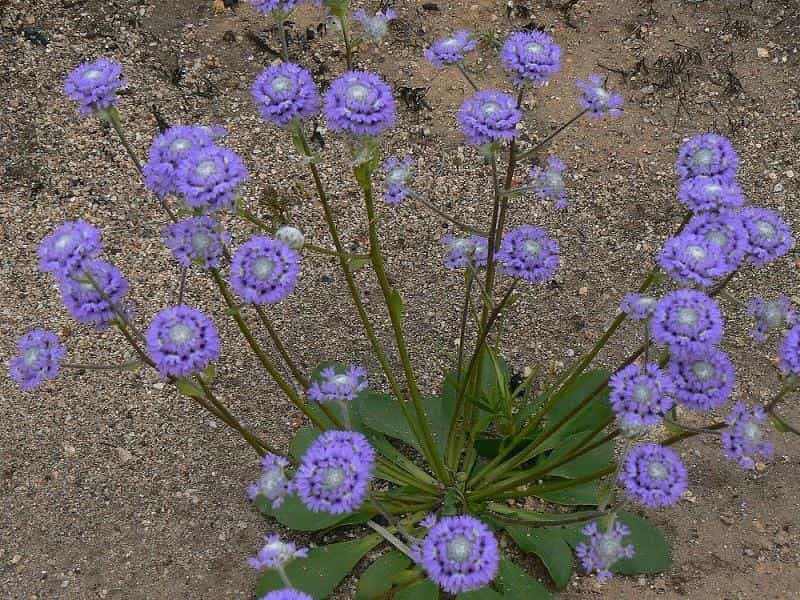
[59,260,130,329]
[252,63,320,127]
[721,402,774,469]
[145,305,220,379]
[529,157,568,208]
[382,156,413,205]
[163,216,229,269]
[417,515,499,594]
[248,535,308,571]
[740,207,793,266]
[324,71,396,137]
[620,444,688,508]
[143,125,224,198]
[64,58,125,114]
[424,31,477,67]
[354,9,396,41]
[230,236,299,305]
[260,591,313,600]
[442,235,488,269]
[500,31,561,85]
[175,145,249,213]
[246,0,300,14]
[458,90,521,145]
[609,363,675,429]
[497,225,559,283]
[668,346,735,412]
[620,293,658,321]
[675,133,739,180]
[248,454,290,508]
[684,211,749,273]
[293,430,375,514]
[575,521,635,582]
[658,233,730,287]
[577,74,623,119]
[779,325,800,375]
[678,175,745,213]
[307,365,368,403]
[650,289,723,353]
[8,330,66,391]
[37,220,103,277]
[748,296,797,342]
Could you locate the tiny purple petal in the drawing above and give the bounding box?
[230,236,300,305]
[163,216,229,269]
[145,305,220,378]
[252,63,320,127]
[500,31,561,85]
[779,324,800,375]
[620,293,658,321]
[497,225,559,283]
[619,444,688,508]
[424,31,477,67]
[458,89,521,145]
[609,363,675,429]
[740,207,793,266]
[442,235,488,269]
[382,156,413,205]
[324,71,395,137]
[575,520,635,582]
[675,133,739,180]
[260,590,313,600]
[307,365,368,403]
[59,259,130,330]
[64,58,125,114]
[529,157,568,208]
[176,145,249,213]
[37,220,103,278]
[8,330,66,391]
[248,535,308,571]
[668,346,735,412]
[658,233,731,288]
[721,401,774,469]
[248,453,290,508]
[678,175,745,213]
[577,74,623,119]
[748,296,797,342]
[650,289,723,353]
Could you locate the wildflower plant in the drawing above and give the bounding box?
[11,4,800,598]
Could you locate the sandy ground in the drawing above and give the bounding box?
[1,0,799,597]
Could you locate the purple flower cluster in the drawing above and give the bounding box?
[740,207,793,266]
[779,325,800,375]
[382,156,413,205]
[678,176,744,213]
[609,363,675,429]
[8,330,66,391]
[354,9,396,41]
[668,346,735,412]
[176,144,249,213]
[248,454,290,508]
[307,366,368,403]
[620,444,688,508]
[162,216,229,269]
[245,0,300,14]
[442,235,488,269]
[64,58,125,114]
[424,31,477,67]
[247,535,308,571]
[324,71,395,136]
[37,220,103,277]
[658,233,729,287]
[497,225,559,283]
[458,90,521,145]
[620,293,658,321]
[675,133,739,181]
[748,296,797,342]
[529,157,568,208]
[260,590,312,600]
[230,236,300,305]
[417,515,499,594]
[252,63,320,128]
[500,31,561,85]
[293,430,375,514]
[577,74,623,119]
[650,289,723,353]
[721,402,774,469]
[575,521,635,582]
[684,211,749,272]
[60,260,130,329]
[145,305,220,379]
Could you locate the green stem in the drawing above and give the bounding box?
[366,520,415,559]
[516,109,588,162]
[63,360,142,371]
[253,305,311,389]
[456,62,479,91]
[408,191,488,236]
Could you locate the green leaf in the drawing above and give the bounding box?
[546,370,611,439]
[496,559,552,599]
[533,480,600,506]
[348,256,372,271]
[175,377,202,398]
[255,535,382,598]
[457,587,504,599]
[612,511,672,575]
[355,551,411,600]
[389,288,404,325]
[395,580,439,600]
[290,427,321,461]
[546,432,615,479]
[504,525,573,590]
[254,494,351,531]
[202,363,216,383]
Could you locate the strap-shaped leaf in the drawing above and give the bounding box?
[544,369,611,440]
[254,494,353,531]
[395,579,439,599]
[495,559,552,599]
[355,550,411,600]
[504,525,574,590]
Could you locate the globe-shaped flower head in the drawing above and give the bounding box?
[442,235,488,269]
[577,74,623,119]
[246,0,301,14]
[619,444,688,508]
[650,289,723,352]
[678,175,744,213]
[497,225,559,283]
[609,363,675,429]
[354,9,396,41]
[721,402,774,469]
[248,454,290,508]
[779,324,800,375]
[252,63,320,127]
[684,211,749,273]
[382,156,413,205]
[748,296,797,342]
[675,133,739,180]
[8,330,66,391]
[293,430,375,514]
[37,220,103,277]
[260,591,313,600]
[576,521,635,582]
[740,207,793,266]
[620,293,658,321]
[64,58,125,114]
[163,216,229,269]
[59,260,130,329]
[176,145,249,213]
[500,31,561,85]
[247,535,308,571]
[658,233,730,287]
[458,90,522,145]
[324,71,396,136]
[230,236,300,305]
[308,365,368,403]
[529,157,568,208]
[668,346,735,412]
[145,306,220,379]
[424,31,477,67]
[417,515,499,594]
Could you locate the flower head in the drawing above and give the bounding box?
[678,175,745,213]
[577,74,623,119]
[658,233,730,287]
[382,156,413,205]
[500,31,561,85]
[230,236,300,305]
[779,324,800,375]
[8,330,66,391]
[354,9,396,41]
[748,296,797,342]
[59,260,130,329]
[308,365,368,403]
[248,454,291,508]
[324,71,395,137]
[260,591,313,600]
[176,145,249,213]
[247,535,308,571]
[650,289,723,353]
[458,90,521,145]
[529,157,568,208]
[575,521,635,582]
[424,31,477,67]
[620,444,688,508]
[163,216,229,269]
[64,58,125,114]
[609,363,675,429]
[620,293,658,321]
[246,0,300,14]
[740,207,793,266]
[668,346,735,412]
[684,211,749,273]
[417,515,499,594]
[293,430,375,514]
[675,133,739,180]
[37,220,103,277]
[252,63,320,127]
[275,225,305,250]
[721,402,773,469]
[145,305,220,378]
[442,235,488,269]
[497,225,559,283]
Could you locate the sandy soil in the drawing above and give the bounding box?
[1,0,799,598]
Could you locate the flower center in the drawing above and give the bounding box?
[543,172,564,193]
[264,540,293,563]
[23,347,41,367]
[387,168,408,185]
[743,422,763,443]
[685,245,707,261]
[196,160,217,178]
[524,239,542,257]
[596,536,623,565]
[691,147,714,168]
[442,37,461,48]
[84,69,103,80]
[692,360,715,381]
[347,83,370,102]
[170,138,192,153]
[762,303,785,328]
[259,468,285,496]
[593,87,609,106]
[191,232,212,253]
[481,101,500,115]
[54,233,73,250]
[169,323,194,345]
[706,230,728,247]
[332,374,352,386]
[632,383,652,403]
[637,297,656,310]
[322,467,346,489]
[676,307,698,327]
[756,220,776,240]
[271,75,292,93]
[705,183,722,196]
[647,460,668,481]
[525,41,543,54]
[446,534,473,562]
[252,257,275,280]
